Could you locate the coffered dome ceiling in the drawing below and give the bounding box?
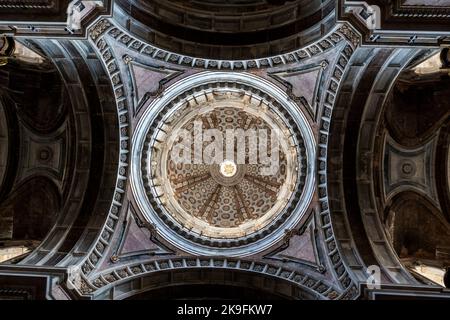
[115,0,336,59]
[132,72,315,256]
[1,0,450,301]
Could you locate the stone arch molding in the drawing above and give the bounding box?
[86,257,340,300]
[67,17,366,300]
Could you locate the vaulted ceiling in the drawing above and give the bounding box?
[0,0,449,300]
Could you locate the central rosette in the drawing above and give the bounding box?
[148,91,299,239]
[220,160,237,177]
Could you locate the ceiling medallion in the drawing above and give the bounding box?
[131,72,316,256]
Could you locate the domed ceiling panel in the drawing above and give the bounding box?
[0,102,8,196]
[115,0,336,60]
[52,18,367,300]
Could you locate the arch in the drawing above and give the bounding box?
[88,263,328,300]
[326,47,421,286]
[114,0,336,60]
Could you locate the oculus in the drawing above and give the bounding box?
[131,72,315,256]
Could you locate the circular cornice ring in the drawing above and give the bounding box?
[131,72,316,257]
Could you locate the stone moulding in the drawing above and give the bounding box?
[89,257,341,300]
[76,16,363,299]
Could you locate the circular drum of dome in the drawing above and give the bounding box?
[115,0,336,60]
[131,72,315,256]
